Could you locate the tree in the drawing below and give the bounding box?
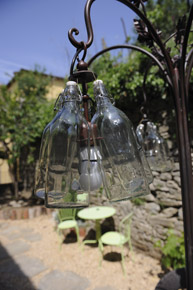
[0,68,55,199]
[88,0,193,130]
[146,0,188,39]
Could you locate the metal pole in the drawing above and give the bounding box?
[172,68,193,289]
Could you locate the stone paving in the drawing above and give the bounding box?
[0,221,118,290]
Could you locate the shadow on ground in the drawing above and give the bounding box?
[103,252,122,262]
[63,230,78,244]
[0,243,36,290]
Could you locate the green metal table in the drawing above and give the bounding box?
[77,206,116,253]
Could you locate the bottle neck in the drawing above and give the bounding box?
[93,80,113,111]
[61,83,81,111]
[96,95,112,111]
[63,101,79,110]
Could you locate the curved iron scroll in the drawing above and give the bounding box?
[68,0,174,81]
[87,44,171,87]
[68,0,95,50]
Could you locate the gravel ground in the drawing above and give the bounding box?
[0,215,162,290]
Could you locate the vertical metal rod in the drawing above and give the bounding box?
[173,68,193,289]
[82,82,90,122]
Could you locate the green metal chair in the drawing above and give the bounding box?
[57,208,80,250]
[100,212,133,274]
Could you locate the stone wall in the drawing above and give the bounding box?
[115,163,184,259]
[90,161,184,259]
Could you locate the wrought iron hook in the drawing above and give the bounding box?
[68,28,85,49]
[68,0,95,50]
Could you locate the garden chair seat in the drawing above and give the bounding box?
[57,208,80,250]
[101,231,127,246]
[58,220,78,230]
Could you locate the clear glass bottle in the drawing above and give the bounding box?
[91,80,150,202]
[136,121,172,172]
[44,81,90,208]
[34,91,66,199]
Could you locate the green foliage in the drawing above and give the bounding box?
[0,68,55,166]
[15,67,50,99]
[155,230,185,270]
[131,197,145,206]
[89,48,171,126]
[146,0,188,38]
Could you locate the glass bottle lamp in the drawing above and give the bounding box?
[136,121,172,172]
[91,80,150,202]
[34,91,66,199]
[43,81,90,208]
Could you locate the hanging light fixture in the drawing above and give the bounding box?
[36,81,91,208]
[136,120,172,172]
[45,81,91,208]
[90,79,151,202]
[34,90,66,199]
[136,144,153,185]
[35,78,152,206]
[34,0,170,207]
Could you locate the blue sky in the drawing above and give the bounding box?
[0,0,136,84]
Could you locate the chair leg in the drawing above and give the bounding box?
[81,239,97,251]
[128,235,133,252]
[98,238,104,253]
[98,239,104,266]
[121,245,126,275]
[75,226,80,244]
[128,237,134,262]
[57,228,63,251]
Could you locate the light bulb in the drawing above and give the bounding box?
[79,147,103,191]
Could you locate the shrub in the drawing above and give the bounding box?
[155,229,185,270]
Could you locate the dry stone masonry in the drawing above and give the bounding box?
[101,160,184,259]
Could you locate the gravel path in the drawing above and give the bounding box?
[0,215,162,290]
